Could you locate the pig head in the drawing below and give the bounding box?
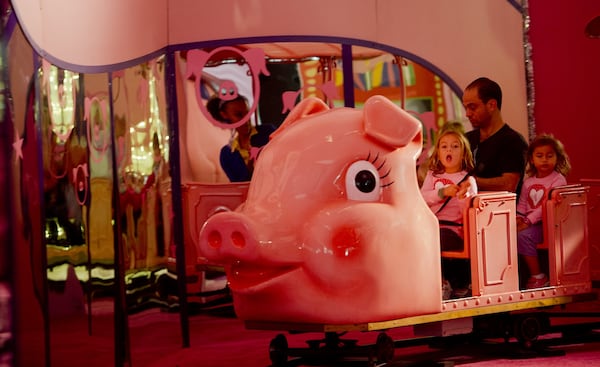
[198,95,441,324]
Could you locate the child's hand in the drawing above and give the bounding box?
[456,182,469,199]
[456,176,478,199]
[516,216,529,232]
[443,185,459,198]
[455,179,472,199]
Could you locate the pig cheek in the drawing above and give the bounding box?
[302,225,370,291]
[331,226,361,258]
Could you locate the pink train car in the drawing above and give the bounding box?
[189,96,594,366]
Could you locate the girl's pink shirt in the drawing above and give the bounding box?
[517,170,567,225]
[420,170,472,237]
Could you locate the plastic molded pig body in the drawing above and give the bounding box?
[198,96,441,324]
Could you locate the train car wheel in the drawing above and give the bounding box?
[375,332,395,363]
[269,333,289,367]
[513,315,542,348]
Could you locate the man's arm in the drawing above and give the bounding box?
[474,172,521,192]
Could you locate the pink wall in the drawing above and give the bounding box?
[529,0,600,182]
[11,0,530,135]
[10,0,598,182]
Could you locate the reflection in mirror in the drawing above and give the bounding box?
[113,58,170,272]
[42,60,77,147]
[1,29,15,366]
[41,63,86,299]
[40,66,117,366]
[39,57,180,366]
[7,26,46,367]
[111,56,180,366]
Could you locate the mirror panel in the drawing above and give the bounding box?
[110,57,180,365]
[0,26,11,365]
[7,24,45,367]
[112,58,170,272]
[41,67,117,366]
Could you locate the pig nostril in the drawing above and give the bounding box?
[231,231,246,248]
[208,231,222,248]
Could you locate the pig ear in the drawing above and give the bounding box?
[270,97,329,140]
[363,95,422,149]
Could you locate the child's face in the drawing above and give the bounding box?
[437,134,463,173]
[221,99,249,123]
[531,144,557,178]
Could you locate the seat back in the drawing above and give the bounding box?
[440,200,471,259]
[580,179,600,282]
[467,191,519,296]
[180,182,250,272]
[538,184,582,250]
[440,191,514,260]
[541,184,590,286]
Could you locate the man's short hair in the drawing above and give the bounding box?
[466,77,502,110]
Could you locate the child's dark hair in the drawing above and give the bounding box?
[526,133,571,177]
[206,95,248,123]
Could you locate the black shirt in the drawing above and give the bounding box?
[466,124,528,192]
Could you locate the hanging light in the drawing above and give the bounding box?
[43,61,78,144]
[585,15,600,38]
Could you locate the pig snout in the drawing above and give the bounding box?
[198,211,261,263]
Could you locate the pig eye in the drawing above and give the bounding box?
[345,160,381,201]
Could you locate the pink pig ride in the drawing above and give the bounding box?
[198,95,442,324]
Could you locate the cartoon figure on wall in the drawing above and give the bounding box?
[186,47,269,130]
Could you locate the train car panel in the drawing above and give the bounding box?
[468,192,519,297]
[546,186,590,287]
[171,182,249,296]
[581,179,600,282]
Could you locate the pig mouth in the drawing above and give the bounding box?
[227,262,298,292]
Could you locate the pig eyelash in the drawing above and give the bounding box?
[381,169,394,188]
[365,151,395,188]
